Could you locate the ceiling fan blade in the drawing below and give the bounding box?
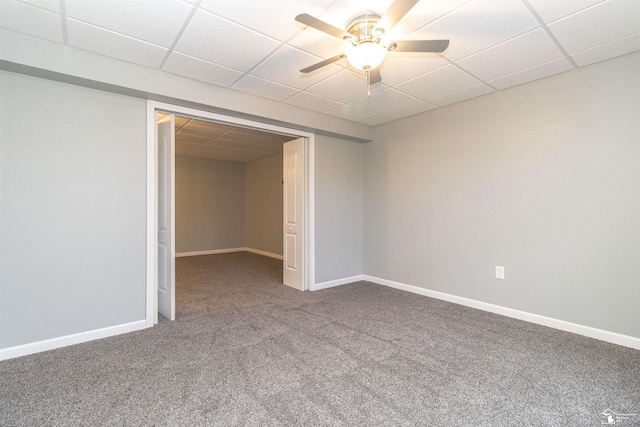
[379,0,419,29]
[369,68,382,84]
[300,54,345,73]
[391,39,450,53]
[295,14,349,40]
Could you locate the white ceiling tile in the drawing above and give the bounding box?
[287,28,348,58]
[232,75,299,101]
[326,104,377,122]
[307,68,385,103]
[18,0,59,12]
[66,19,168,68]
[175,133,211,144]
[175,142,201,154]
[0,0,62,43]
[175,9,281,72]
[179,122,231,139]
[413,0,539,61]
[251,45,341,90]
[350,88,422,114]
[188,150,226,159]
[284,91,342,112]
[200,0,335,42]
[193,145,232,154]
[377,53,448,86]
[456,29,564,81]
[571,31,640,66]
[548,0,640,54]
[207,139,245,149]
[428,84,494,106]
[396,64,480,101]
[163,52,243,87]
[64,0,192,47]
[359,115,396,126]
[319,0,394,30]
[175,116,191,131]
[395,0,472,35]
[488,57,573,90]
[386,101,439,119]
[526,0,604,24]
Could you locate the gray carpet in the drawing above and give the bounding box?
[1,252,639,426]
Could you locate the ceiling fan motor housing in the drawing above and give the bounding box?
[345,14,385,46]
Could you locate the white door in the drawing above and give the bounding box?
[157,114,175,320]
[283,138,305,290]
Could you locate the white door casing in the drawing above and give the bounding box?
[283,138,305,291]
[157,114,175,320]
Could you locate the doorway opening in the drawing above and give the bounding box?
[145,101,315,325]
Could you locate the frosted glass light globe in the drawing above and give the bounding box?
[346,41,387,70]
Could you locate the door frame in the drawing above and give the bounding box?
[145,101,315,326]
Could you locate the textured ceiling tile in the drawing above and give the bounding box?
[0,0,63,43]
[18,0,60,13]
[548,0,640,54]
[307,68,385,103]
[487,57,574,90]
[287,28,347,58]
[456,29,564,81]
[571,31,640,66]
[377,54,448,86]
[413,0,539,61]
[427,84,494,106]
[386,101,438,119]
[233,73,301,102]
[64,0,192,47]
[200,0,335,42]
[284,91,342,113]
[66,19,168,68]
[326,104,377,121]
[359,115,396,126]
[526,0,604,24]
[251,45,342,90]
[175,9,281,72]
[396,64,480,101]
[395,0,472,35]
[350,88,422,115]
[163,52,244,87]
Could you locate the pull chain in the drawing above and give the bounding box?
[366,68,371,96]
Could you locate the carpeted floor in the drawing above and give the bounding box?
[1,252,639,426]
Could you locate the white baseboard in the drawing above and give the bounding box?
[0,320,148,361]
[362,275,640,350]
[244,247,283,260]
[176,247,283,260]
[175,248,245,258]
[311,274,366,291]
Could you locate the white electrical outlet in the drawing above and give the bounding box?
[495,266,505,280]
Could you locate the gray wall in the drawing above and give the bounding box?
[175,156,245,253]
[315,135,364,283]
[364,52,640,338]
[245,153,283,255]
[0,71,147,349]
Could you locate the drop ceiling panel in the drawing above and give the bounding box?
[396,64,480,101]
[232,75,299,101]
[428,84,494,106]
[251,45,341,90]
[5,0,640,126]
[386,101,438,119]
[487,57,574,90]
[64,0,192,47]
[360,115,395,126]
[175,133,211,145]
[307,68,385,103]
[180,122,232,139]
[175,142,201,154]
[66,19,168,68]
[351,88,423,114]
[326,104,377,121]
[284,91,342,113]
[571,31,640,66]
[548,0,640,54]
[414,0,539,61]
[19,0,60,13]
[456,29,563,81]
[377,54,449,86]
[163,52,244,87]
[0,0,63,43]
[175,9,281,72]
[526,0,604,24]
[200,0,335,42]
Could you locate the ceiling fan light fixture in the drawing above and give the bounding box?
[346,41,387,71]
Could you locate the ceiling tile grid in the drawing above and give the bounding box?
[2,0,639,125]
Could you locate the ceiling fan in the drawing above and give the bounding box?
[295,0,450,95]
